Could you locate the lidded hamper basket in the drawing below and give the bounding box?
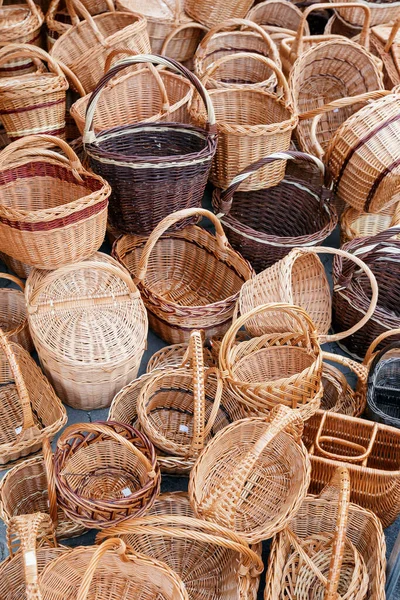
[0,273,33,352]
[84,54,217,235]
[26,253,148,410]
[112,208,254,344]
[184,0,254,28]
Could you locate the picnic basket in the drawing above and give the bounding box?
[0,328,66,467]
[112,208,253,344]
[49,0,150,93]
[212,151,337,272]
[334,0,400,28]
[185,0,254,28]
[189,405,311,543]
[48,421,160,529]
[321,352,368,416]
[265,467,386,600]
[190,56,297,191]
[0,273,32,352]
[0,134,110,270]
[341,202,400,244]
[25,253,148,410]
[84,54,217,235]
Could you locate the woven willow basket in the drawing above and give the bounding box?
[113,208,253,344]
[368,19,400,89]
[185,0,253,27]
[334,0,400,28]
[146,337,216,373]
[189,405,311,544]
[0,252,31,279]
[325,10,361,38]
[246,0,307,42]
[341,202,400,244]
[0,273,32,352]
[26,253,148,410]
[321,352,368,416]
[97,492,264,600]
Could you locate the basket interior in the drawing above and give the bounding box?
[0,6,30,27]
[210,89,292,126]
[0,289,26,333]
[321,364,355,414]
[369,351,400,418]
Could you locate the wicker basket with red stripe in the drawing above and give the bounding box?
[0,134,110,270]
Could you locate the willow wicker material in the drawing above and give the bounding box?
[97,492,264,600]
[49,421,161,529]
[0,252,32,278]
[321,352,368,416]
[332,228,400,359]
[365,341,400,427]
[49,0,150,93]
[146,338,216,372]
[0,273,33,352]
[0,0,44,78]
[0,134,110,270]
[191,59,297,191]
[185,0,253,28]
[194,18,281,91]
[38,537,189,600]
[341,202,400,244]
[108,373,152,429]
[368,19,400,89]
[0,328,66,467]
[113,208,253,344]
[324,10,362,38]
[160,22,208,67]
[26,254,148,410]
[84,54,217,235]
[246,0,307,40]
[189,405,311,543]
[265,467,386,600]
[212,151,337,273]
[334,0,400,28]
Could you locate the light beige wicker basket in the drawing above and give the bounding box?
[333,0,400,28]
[185,0,254,28]
[341,202,400,244]
[246,0,307,43]
[0,272,33,352]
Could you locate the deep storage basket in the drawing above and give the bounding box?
[0,273,33,352]
[212,151,337,272]
[84,54,217,235]
[185,0,254,28]
[112,208,253,344]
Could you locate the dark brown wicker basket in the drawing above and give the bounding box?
[84,53,217,235]
[212,151,337,272]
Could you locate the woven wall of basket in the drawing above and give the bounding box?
[246,0,308,48]
[0,273,33,352]
[185,0,254,28]
[366,19,400,89]
[320,352,368,416]
[26,253,148,410]
[0,252,32,279]
[341,202,400,245]
[0,328,66,468]
[146,336,216,373]
[324,10,361,38]
[112,208,253,344]
[334,0,400,28]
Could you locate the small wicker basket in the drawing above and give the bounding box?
[333,0,400,28]
[0,272,33,352]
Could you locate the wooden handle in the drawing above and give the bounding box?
[0,272,25,291]
[187,330,206,455]
[161,21,208,56]
[322,351,368,385]
[384,16,400,52]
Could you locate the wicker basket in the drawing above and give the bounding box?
[48,421,160,529]
[26,254,148,410]
[49,0,150,93]
[246,0,307,41]
[112,208,253,344]
[212,151,337,273]
[0,0,44,78]
[365,341,400,427]
[0,328,66,467]
[0,252,31,278]
[185,0,253,28]
[341,202,400,244]
[0,134,110,270]
[332,228,400,359]
[303,408,400,526]
[194,18,280,91]
[368,19,400,89]
[325,10,362,38]
[265,467,386,600]
[146,337,216,372]
[0,272,33,352]
[321,352,368,416]
[84,54,217,235]
[160,21,208,67]
[70,51,193,136]
[333,0,400,28]
[189,404,310,543]
[190,58,297,191]
[96,492,264,600]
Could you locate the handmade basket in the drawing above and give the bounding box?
[190,57,297,191]
[0,252,31,278]
[49,421,160,529]
[332,228,400,358]
[212,151,337,272]
[146,337,216,373]
[97,492,264,600]
[321,352,368,416]
[333,0,400,28]
[219,303,324,419]
[0,134,110,270]
[0,328,66,467]
[49,0,150,93]
[185,0,253,27]
[38,537,188,600]
[0,273,33,352]
[265,467,386,600]
[0,0,44,77]
[112,208,253,344]
[70,49,193,135]
[194,18,281,91]
[84,54,217,235]
[341,203,400,244]
[189,405,311,543]
[303,409,400,526]
[324,10,362,38]
[160,22,208,67]
[246,0,307,42]
[366,19,400,89]
[26,254,148,410]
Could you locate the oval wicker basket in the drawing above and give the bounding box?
[26,253,148,410]
[189,404,311,544]
[333,0,400,28]
[246,0,307,41]
[185,0,254,28]
[0,272,33,352]
[212,151,337,272]
[321,352,368,416]
[112,208,253,344]
[146,337,216,373]
[341,202,400,244]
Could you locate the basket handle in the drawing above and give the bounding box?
[363,328,400,366]
[322,351,369,386]
[46,0,80,26]
[135,208,230,283]
[83,54,216,144]
[65,0,108,46]
[15,0,42,22]
[53,57,87,96]
[291,2,370,57]
[217,151,324,215]
[0,43,64,77]
[42,437,59,528]
[0,272,25,291]
[161,22,208,56]
[368,340,400,384]
[384,16,400,52]
[0,328,39,438]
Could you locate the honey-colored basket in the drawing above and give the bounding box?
[112,208,253,344]
[48,421,161,529]
[50,0,150,93]
[0,134,110,270]
[341,202,400,244]
[333,0,400,28]
[324,10,361,38]
[0,328,66,467]
[190,57,297,191]
[160,21,208,67]
[321,352,368,416]
[0,272,33,352]
[184,0,253,28]
[146,337,216,373]
[367,19,400,89]
[246,0,307,43]
[26,254,148,410]
[0,252,32,278]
